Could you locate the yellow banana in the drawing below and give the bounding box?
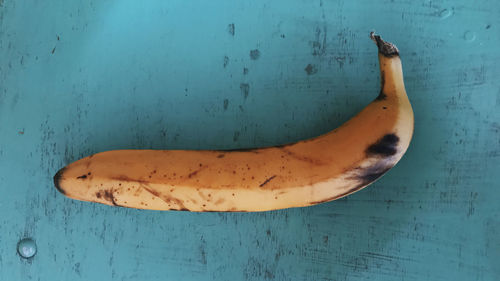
[54,33,414,212]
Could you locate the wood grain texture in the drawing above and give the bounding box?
[0,0,499,280]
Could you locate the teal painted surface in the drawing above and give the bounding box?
[1,0,499,280]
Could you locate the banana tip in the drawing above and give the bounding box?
[370,32,399,57]
[53,167,67,195]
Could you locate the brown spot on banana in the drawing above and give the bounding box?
[214,198,225,205]
[259,175,277,187]
[170,197,187,210]
[187,165,207,178]
[140,184,161,197]
[188,170,200,178]
[138,184,186,209]
[95,189,120,206]
[281,148,326,165]
[140,185,187,209]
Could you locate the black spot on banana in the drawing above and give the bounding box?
[367,134,400,157]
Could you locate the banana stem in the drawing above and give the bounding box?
[370,32,399,57]
[369,32,404,101]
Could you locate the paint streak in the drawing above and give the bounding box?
[304,64,318,75]
[227,23,235,36]
[311,26,327,56]
[233,131,240,142]
[240,83,250,99]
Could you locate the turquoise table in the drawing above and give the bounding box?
[1,1,499,280]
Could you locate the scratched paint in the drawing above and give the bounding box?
[0,0,499,280]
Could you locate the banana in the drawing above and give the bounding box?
[53,33,414,212]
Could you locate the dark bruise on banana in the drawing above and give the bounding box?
[351,133,400,186]
[307,133,400,205]
[53,33,414,212]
